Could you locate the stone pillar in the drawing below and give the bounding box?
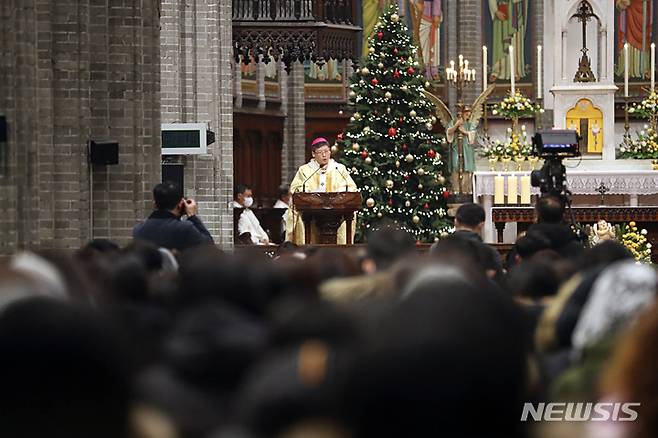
[457,0,483,104]
[160,0,234,248]
[281,61,306,185]
[0,0,161,253]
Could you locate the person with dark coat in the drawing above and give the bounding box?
[453,203,503,278]
[526,195,581,257]
[133,182,213,252]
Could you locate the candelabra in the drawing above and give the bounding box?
[622,96,632,153]
[445,54,476,105]
[445,55,476,196]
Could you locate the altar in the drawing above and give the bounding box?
[468,0,658,244]
[473,168,658,243]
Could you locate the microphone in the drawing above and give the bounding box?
[337,168,350,192]
[301,164,324,193]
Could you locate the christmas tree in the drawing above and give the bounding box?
[337,5,452,243]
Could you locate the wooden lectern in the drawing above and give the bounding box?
[292,192,362,244]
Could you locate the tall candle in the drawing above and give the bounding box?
[520,175,531,204]
[483,46,488,90]
[509,45,515,95]
[494,175,505,205]
[651,43,656,91]
[537,45,542,99]
[507,175,518,205]
[459,54,464,68]
[624,43,629,97]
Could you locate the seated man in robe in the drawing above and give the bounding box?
[286,138,358,244]
[231,183,270,245]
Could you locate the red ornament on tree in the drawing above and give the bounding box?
[443,190,451,199]
[424,203,429,209]
[393,69,401,78]
[404,174,410,181]
[371,78,379,86]
[377,31,384,40]
[407,67,415,75]
[402,143,408,150]
[393,48,398,54]
[388,198,393,206]
[361,150,368,158]
[337,132,344,140]
[427,149,436,158]
[388,127,397,137]
[399,117,404,123]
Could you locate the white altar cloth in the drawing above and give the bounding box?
[473,169,658,243]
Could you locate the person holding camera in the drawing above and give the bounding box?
[133,181,214,252]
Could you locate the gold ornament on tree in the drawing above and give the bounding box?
[390,13,399,22]
[405,200,411,207]
[409,110,417,117]
[385,180,394,189]
[405,154,414,162]
[361,67,370,76]
[366,198,375,208]
[412,215,420,224]
[385,91,392,99]
[365,157,372,164]
[351,143,360,151]
[417,168,425,176]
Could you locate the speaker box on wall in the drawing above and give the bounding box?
[89,140,119,165]
[162,163,184,199]
[0,116,7,143]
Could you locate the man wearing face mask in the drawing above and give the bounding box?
[286,137,358,244]
[231,183,270,245]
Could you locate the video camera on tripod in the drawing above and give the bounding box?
[530,130,588,244]
[530,130,581,196]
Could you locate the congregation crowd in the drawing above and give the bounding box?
[1,183,657,438]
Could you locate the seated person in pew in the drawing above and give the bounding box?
[273,184,291,240]
[231,183,270,245]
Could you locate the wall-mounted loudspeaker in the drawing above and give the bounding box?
[89,140,119,165]
[0,116,7,143]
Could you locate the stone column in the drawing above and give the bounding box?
[160,0,234,248]
[0,0,161,253]
[457,0,483,104]
[281,61,306,185]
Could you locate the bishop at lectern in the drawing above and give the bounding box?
[286,138,358,244]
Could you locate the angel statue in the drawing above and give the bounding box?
[424,84,495,196]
